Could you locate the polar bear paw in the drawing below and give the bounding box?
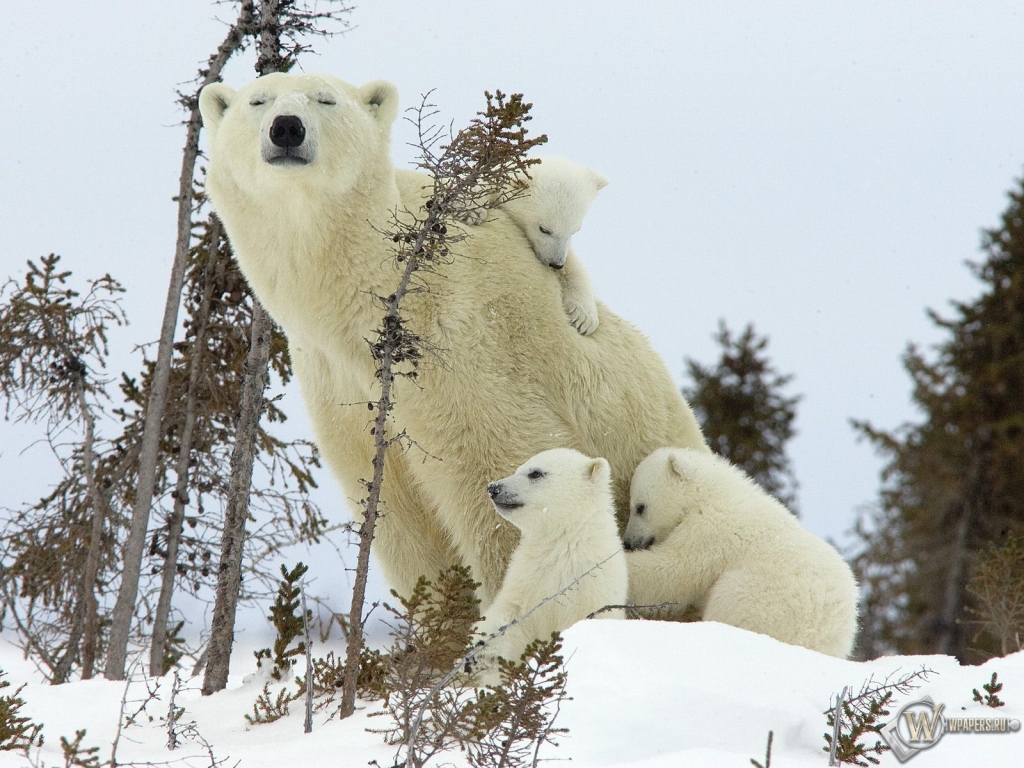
[563,293,600,336]
[465,643,503,687]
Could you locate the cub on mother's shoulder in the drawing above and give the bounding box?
[624,447,859,658]
[461,156,607,336]
[471,448,627,684]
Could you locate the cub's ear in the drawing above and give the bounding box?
[360,80,400,125]
[667,452,688,481]
[588,168,609,193]
[199,82,235,137]
[588,457,611,483]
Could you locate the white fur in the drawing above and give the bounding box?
[198,73,709,606]
[624,447,859,657]
[474,449,627,683]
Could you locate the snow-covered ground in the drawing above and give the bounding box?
[2,621,1021,767]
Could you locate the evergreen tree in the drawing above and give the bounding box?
[851,176,1024,662]
[0,256,128,682]
[682,321,801,511]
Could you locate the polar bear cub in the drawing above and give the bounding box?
[466,156,607,336]
[473,448,627,681]
[624,447,859,657]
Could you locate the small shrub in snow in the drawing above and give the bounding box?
[244,562,314,726]
[966,532,1024,658]
[245,683,298,726]
[823,667,933,766]
[0,668,44,753]
[58,729,100,768]
[368,566,570,768]
[972,672,1005,708]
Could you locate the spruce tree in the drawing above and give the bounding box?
[851,176,1024,661]
[682,321,801,511]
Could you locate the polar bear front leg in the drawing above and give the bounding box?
[558,247,599,336]
[370,451,463,599]
[625,545,707,620]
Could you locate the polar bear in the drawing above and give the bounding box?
[462,156,607,336]
[624,447,859,657]
[472,449,627,681]
[198,72,709,605]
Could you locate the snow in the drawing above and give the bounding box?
[2,621,1022,767]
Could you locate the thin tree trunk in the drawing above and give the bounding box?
[201,0,287,697]
[77,396,106,681]
[149,221,223,677]
[935,437,988,658]
[104,2,257,681]
[52,388,105,683]
[339,211,436,718]
[338,365,393,718]
[936,501,973,656]
[201,300,273,695]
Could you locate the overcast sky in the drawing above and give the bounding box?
[4,2,1024,617]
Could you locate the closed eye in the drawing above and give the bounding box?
[316,95,337,105]
[527,469,545,480]
[249,97,267,106]
[538,226,552,236]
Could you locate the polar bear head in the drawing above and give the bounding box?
[199,73,399,206]
[623,447,702,551]
[486,448,613,534]
[502,156,608,269]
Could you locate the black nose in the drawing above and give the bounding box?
[487,482,501,499]
[270,115,306,148]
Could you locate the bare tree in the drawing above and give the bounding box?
[337,92,547,719]
[105,0,259,681]
[0,255,127,682]
[148,215,224,676]
[202,0,352,696]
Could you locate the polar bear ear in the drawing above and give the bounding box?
[588,457,611,483]
[359,80,400,126]
[588,168,609,193]
[667,452,689,481]
[199,82,235,137]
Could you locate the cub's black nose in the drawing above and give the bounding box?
[487,482,501,499]
[270,115,306,148]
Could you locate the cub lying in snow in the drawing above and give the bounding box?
[462,156,607,336]
[471,448,627,683]
[624,447,859,658]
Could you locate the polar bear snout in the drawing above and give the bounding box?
[487,481,523,511]
[263,114,314,166]
[270,115,306,148]
[622,534,655,552]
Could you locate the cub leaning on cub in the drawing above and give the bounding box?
[624,447,859,657]
[472,449,627,682]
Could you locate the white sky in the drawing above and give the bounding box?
[3,1,1024,608]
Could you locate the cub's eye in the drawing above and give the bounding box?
[527,469,545,480]
[635,504,646,516]
[249,98,267,106]
[538,226,553,236]
[317,95,337,105]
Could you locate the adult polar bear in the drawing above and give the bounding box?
[199,72,708,604]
